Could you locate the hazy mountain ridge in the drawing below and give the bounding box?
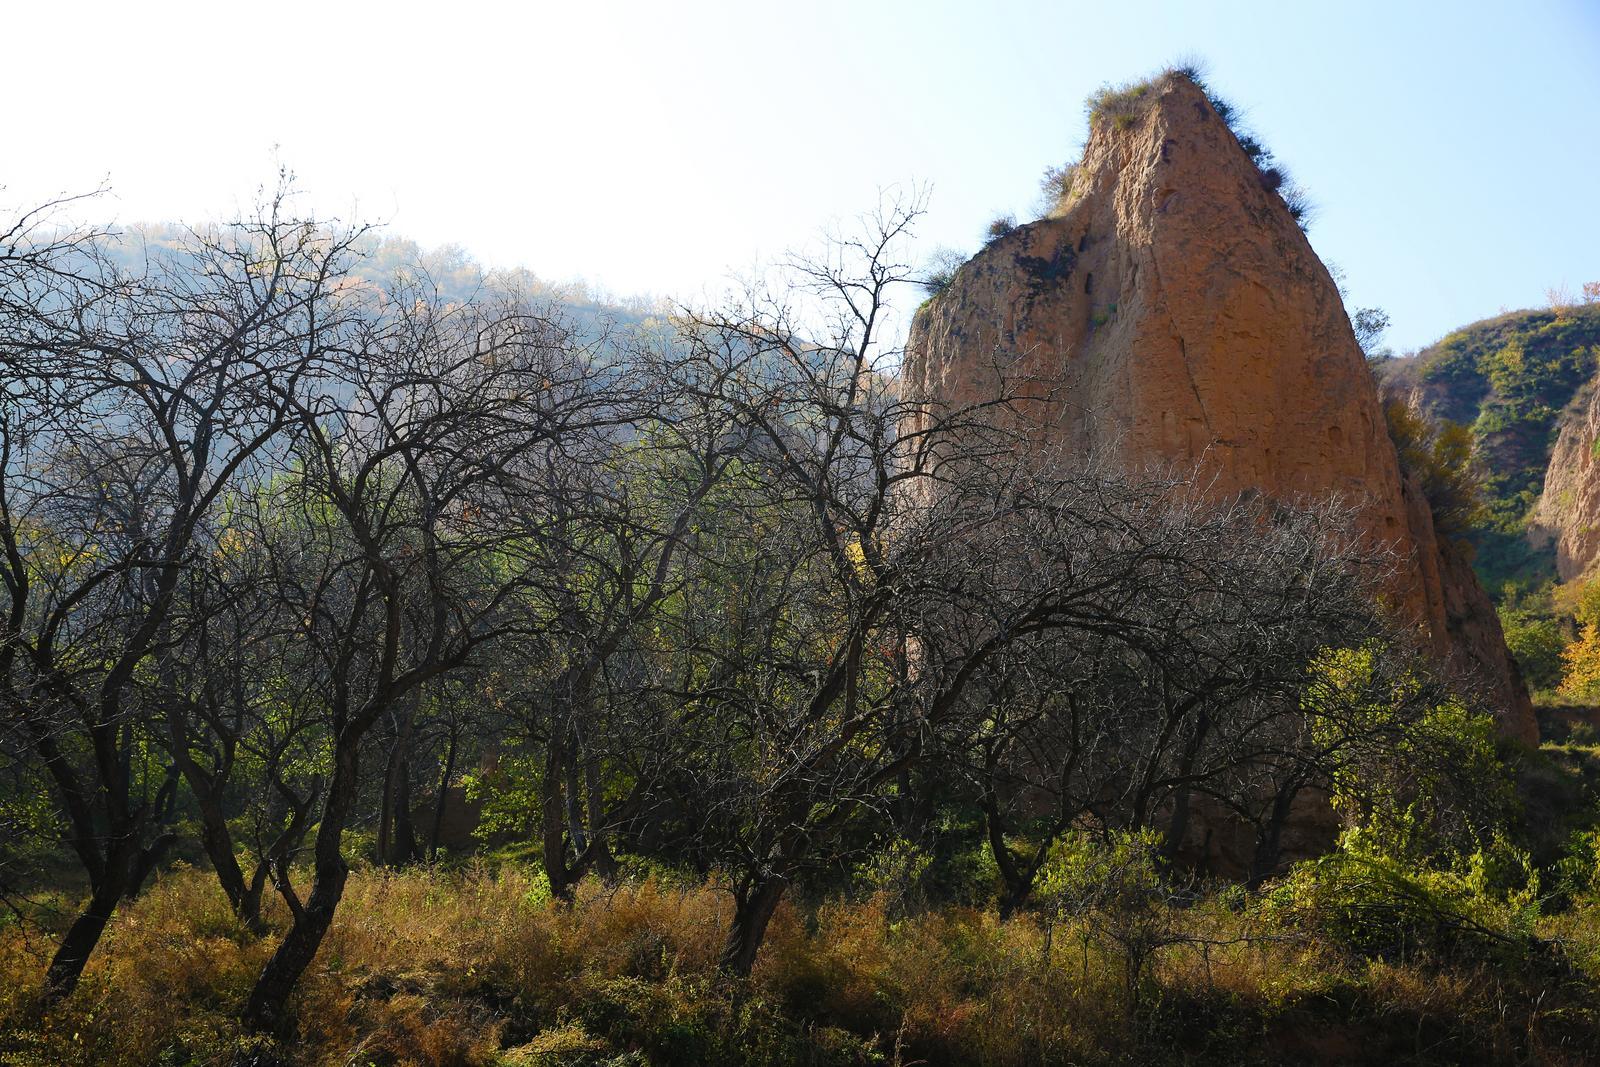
[99,222,674,341]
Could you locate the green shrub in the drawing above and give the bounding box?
[1036,829,1181,1013]
[1384,400,1487,541]
[1499,603,1569,691]
[1270,827,1540,963]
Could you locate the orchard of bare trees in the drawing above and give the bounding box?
[0,185,1497,1046]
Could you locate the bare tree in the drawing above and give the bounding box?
[0,184,363,999]
[961,490,1399,910]
[646,192,1125,975]
[642,193,1427,974]
[237,273,623,1032]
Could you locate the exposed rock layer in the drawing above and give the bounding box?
[1532,380,1600,580]
[905,74,1535,743]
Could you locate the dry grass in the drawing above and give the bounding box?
[1085,78,1159,131]
[4,866,1600,1065]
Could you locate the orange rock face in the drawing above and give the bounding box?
[904,74,1535,743]
[1531,382,1600,582]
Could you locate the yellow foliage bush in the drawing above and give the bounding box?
[1561,622,1600,701]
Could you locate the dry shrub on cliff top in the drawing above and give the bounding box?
[984,214,1017,242]
[1038,163,1080,214]
[1086,77,1158,129]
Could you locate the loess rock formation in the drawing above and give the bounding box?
[904,72,1536,745]
[1531,377,1600,581]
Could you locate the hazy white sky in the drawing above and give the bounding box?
[8,0,1599,351]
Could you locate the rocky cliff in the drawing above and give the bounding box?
[1531,377,1600,580]
[905,72,1536,743]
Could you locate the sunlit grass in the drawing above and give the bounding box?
[3,863,1598,1065]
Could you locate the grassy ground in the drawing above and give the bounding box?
[4,858,1600,1067]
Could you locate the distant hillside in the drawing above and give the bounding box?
[102,223,671,342]
[1381,303,1600,591]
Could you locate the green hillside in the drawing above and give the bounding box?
[1382,303,1600,592]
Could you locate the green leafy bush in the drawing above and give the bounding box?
[1499,603,1569,691]
[1383,400,1487,541]
[1269,828,1540,963]
[1035,829,1181,1012]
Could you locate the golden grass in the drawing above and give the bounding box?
[3,866,1599,1065]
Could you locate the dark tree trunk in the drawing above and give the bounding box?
[583,751,617,880]
[377,705,420,867]
[538,717,617,900]
[41,828,173,1002]
[426,727,458,863]
[1163,788,1192,866]
[193,787,265,931]
[983,795,1035,919]
[242,867,270,932]
[720,877,787,977]
[1249,782,1301,889]
[541,738,577,902]
[242,740,360,1034]
[44,885,121,1000]
[126,830,176,900]
[391,757,417,863]
[563,736,587,855]
[997,881,1032,921]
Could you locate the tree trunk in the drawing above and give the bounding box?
[541,738,577,902]
[40,827,173,1002]
[997,881,1033,921]
[126,830,176,900]
[377,706,419,867]
[242,740,359,1034]
[983,797,1034,919]
[427,727,458,863]
[1163,788,1192,866]
[563,737,587,855]
[583,751,617,880]
[43,884,121,1001]
[1249,783,1300,889]
[391,756,417,863]
[243,867,270,932]
[194,787,264,931]
[720,877,787,977]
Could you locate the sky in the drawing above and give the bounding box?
[8,0,1599,353]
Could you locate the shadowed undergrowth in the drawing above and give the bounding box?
[4,863,1599,1066]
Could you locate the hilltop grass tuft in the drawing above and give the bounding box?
[1058,64,1312,232]
[1085,77,1160,130]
